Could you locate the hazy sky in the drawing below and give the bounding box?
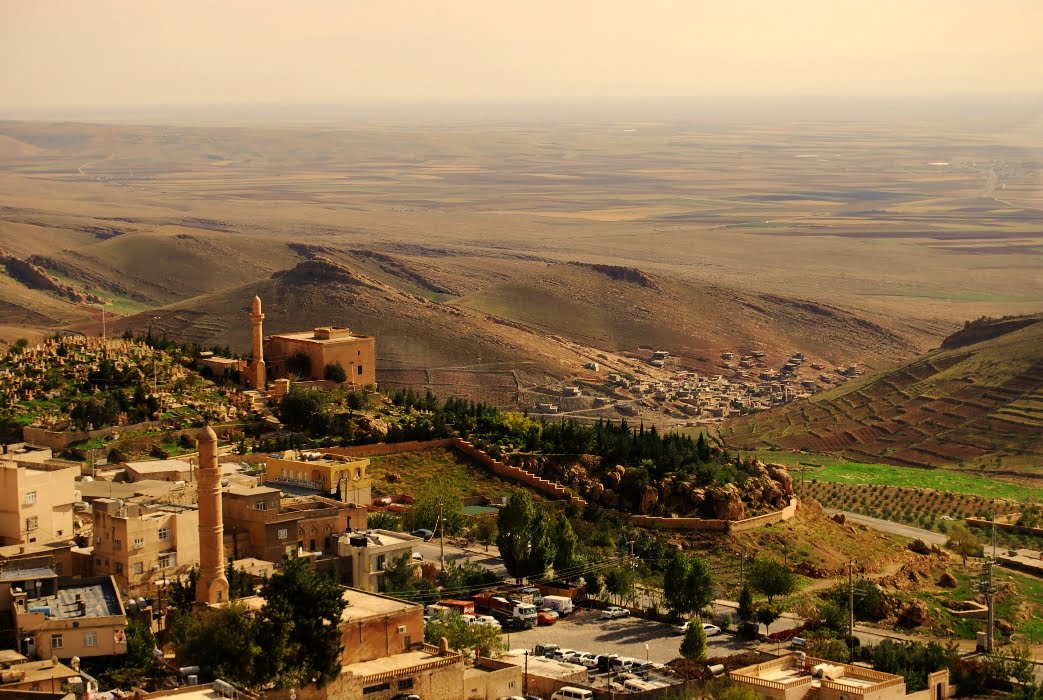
[2,0,1041,109]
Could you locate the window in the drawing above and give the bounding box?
[24,490,37,505]
[363,683,390,695]
[277,528,288,540]
[376,554,386,571]
[116,563,123,574]
[50,634,63,650]
[132,562,144,575]
[133,537,144,549]
[398,678,414,690]
[357,365,363,375]
[254,501,268,511]
[158,553,177,569]
[158,527,170,541]
[113,537,121,549]
[25,516,38,531]
[83,631,97,648]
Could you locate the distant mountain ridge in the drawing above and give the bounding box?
[718,314,1043,475]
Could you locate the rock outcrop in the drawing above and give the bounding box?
[0,249,103,304]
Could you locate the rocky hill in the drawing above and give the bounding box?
[718,314,1043,475]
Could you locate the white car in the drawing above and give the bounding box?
[675,620,721,636]
[476,615,502,630]
[577,652,599,669]
[549,648,577,662]
[601,606,630,619]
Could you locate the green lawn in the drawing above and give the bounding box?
[752,451,1043,502]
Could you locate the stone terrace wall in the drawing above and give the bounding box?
[320,439,800,532]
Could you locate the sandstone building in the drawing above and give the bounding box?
[264,451,372,504]
[0,459,78,546]
[90,496,199,595]
[4,569,128,660]
[337,529,420,593]
[265,326,376,386]
[222,484,366,562]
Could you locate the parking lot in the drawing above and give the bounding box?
[502,608,747,664]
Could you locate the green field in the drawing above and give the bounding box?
[367,447,520,500]
[752,451,1043,502]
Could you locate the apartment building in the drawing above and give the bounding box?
[0,459,78,546]
[263,451,372,505]
[91,497,199,595]
[9,573,128,660]
[336,529,420,593]
[223,485,366,562]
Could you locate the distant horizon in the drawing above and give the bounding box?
[2,92,1041,127]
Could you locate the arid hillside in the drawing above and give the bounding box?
[717,315,1043,474]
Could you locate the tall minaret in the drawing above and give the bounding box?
[249,295,266,390]
[195,426,229,605]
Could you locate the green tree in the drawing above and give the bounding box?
[423,613,505,659]
[737,586,755,624]
[259,556,347,688]
[755,604,782,636]
[471,513,498,552]
[702,677,759,700]
[604,565,637,605]
[664,551,715,620]
[226,562,253,599]
[324,362,347,383]
[680,620,707,659]
[550,512,579,577]
[402,482,463,535]
[747,557,798,603]
[497,491,537,582]
[368,510,401,531]
[278,386,326,432]
[174,602,264,688]
[525,509,557,580]
[945,522,983,566]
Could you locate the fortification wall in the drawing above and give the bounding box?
[319,438,798,532]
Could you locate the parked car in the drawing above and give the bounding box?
[411,528,434,541]
[411,552,424,562]
[601,606,630,619]
[476,614,502,629]
[610,657,638,673]
[535,643,560,658]
[549,648,577,662]
[537,608,559,625]
[577,652,599,669]
[596,654,619,672]
[675,620,721,636]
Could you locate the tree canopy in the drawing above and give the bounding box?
[663,551,715,620]
[746,557,798,603]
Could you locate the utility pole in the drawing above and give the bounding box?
[438,501,445,571]
[980,558,995,654]
[848,560,856,663]
[739,553,746,591]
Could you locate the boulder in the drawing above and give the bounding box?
[938,572,958,588]
[908,539,933,555]
[765,463,795,497]
[708,483,745,520]
[357,415,389,440]
[586,481,605,501]
[995,619,1015,635]
[897,600,929,628]
[604,465,625,489]
[832,512,847,525]
[687,485,706,508]
[639,485,659,514]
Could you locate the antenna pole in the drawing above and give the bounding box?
[849,560,855,663]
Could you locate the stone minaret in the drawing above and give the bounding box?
[249,295,266,389]
[195,426,229,605]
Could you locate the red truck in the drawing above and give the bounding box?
[438,599,475,616]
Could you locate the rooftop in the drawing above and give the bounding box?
[232,587,420,622]
[123,459,192,474]
[270,327,371,344]
[26,577,123,619]
[1,659,78,686]
[731,654,904,694]
[225,484,281,498]
[342,529,419,549]
[135,683,258,699]
[346,647,459,681]
[0,565,57,583]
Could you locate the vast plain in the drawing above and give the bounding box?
[1,104,1042,418]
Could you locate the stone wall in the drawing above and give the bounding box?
[321,439,799,533]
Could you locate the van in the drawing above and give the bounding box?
[596,654,618,672]
[551,687,594,700]
[541,595,574,616]
[534,643,560,658]
[624,679,656,692]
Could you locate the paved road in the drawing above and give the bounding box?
[825,510,947,546]
[505,609,745,663]
[415,539,509,579]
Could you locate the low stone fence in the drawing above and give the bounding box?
[320,438,798,533]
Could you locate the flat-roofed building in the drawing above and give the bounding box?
[264,451,372,505]
[90,497,199,595]
[730,654,954,700]
[223,485,366,562]
[0,459,78,546]
[0,657,80,694]
[337,530,421,593]
[123,459,194,483]
[265,326,376,386]
[11,574,128,660]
